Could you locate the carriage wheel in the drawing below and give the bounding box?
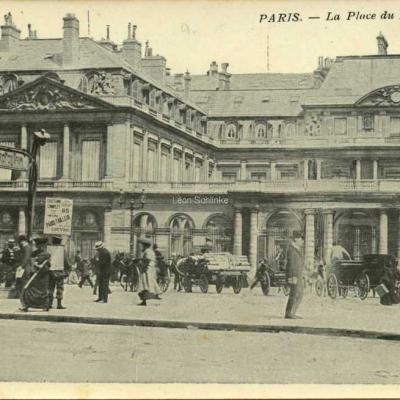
[261,272,271,296]
[232,276,242,294]
[182,275,192,293]
[327,274,338,299]
[215,278,223,294]
[356,273,370,301]
[199,274,209,294]
[283,286,290,296]
[315,279,323,297]
[158,277,170,293]
[340,286,349,299]
[120,274,128,291]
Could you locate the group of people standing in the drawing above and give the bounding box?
[1,235,69,312]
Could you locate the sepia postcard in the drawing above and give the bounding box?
[0,0,400,398]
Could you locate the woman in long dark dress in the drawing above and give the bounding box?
[20,252,51,312]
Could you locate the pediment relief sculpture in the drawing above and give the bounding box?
[356,85,400,107]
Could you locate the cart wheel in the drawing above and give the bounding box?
[315,279,323,297]
[199,274,209,294]
[182,275,192,293]
[232,276,242,294]
[215,278,223,294]
[282,286,290,296]
[340,286,349,299]
[158,276,170,293]
[356,272,370,301]
[261,272,271,296]
[327,274,338,299]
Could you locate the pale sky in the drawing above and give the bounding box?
[2,0,400,75]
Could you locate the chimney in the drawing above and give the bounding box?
[122,23,142,69]
[184,70,191,98]
[0,12,21,52]
[208,61,218,77]
[174,73,184,91]
[141,41,167,84]
[220,62,231,90]
[377,32,388,55]
[98,25,116,51]
[63,13,80,66]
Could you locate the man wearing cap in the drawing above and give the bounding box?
[285,231,305,319]
[94,241,111,303]
[1,239,17,288]
[48,236,70,309]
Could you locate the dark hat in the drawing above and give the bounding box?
[52,236,63,245]
[17,234,28,242]
[33,237,48,245]
[205,237,212,242]
[138,238,152,246]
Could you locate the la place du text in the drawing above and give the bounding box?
[173,195,229,205]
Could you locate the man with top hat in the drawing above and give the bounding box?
[16,234,33,297]
[48,235,70,309]
[1,238,17,288]
[93,241,111,303]
[285,231,305,319]
[137,237,162,306]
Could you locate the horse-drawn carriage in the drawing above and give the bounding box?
[257,261,290,296]
[176,252,250,294]
[326,254,398,300]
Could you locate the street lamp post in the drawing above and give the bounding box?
[27,129,50,240]
[118,189,146,257]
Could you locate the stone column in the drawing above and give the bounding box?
[103,207,113,248]
[171,144,176,182]
[379,209,388,254]
[373,160,379,180]
[270,161,276,181]
[304,209,315,270]
[203,155,209,182]
[240,160,247,181]
[323,210,334,264]
[316,160,322,180]
[158,139,162,181]
[142,130,149,182]
[233,207,243,256]
[18,207,26,235]
[182,152,186,182]
[104,124,113,179]
[356,159,361,180]
[61,123,71,180]
[249,206,259,276]
[397,212,400,261]
[303,159,309,180]
[20,124,28,180]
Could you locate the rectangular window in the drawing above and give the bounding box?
[147,148,156,181]
[390,117,400,136]
[250,172,267,181]
[81,140,100,180]
[39,141,58,179]
[334,118,347,135]
[173,154,181,182]
[132,141,142,182]
[222,173,237,182]
[160,151,169,182]
[0,141,14,180]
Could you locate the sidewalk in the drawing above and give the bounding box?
[0,284,399,339]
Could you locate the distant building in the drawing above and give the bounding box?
[0,14,398,273]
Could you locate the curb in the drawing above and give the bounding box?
[0,312,399,342]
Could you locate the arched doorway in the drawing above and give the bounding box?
[335,210,378,261]
[132,213,157,257]
[261,210,302,262]
[204,214,233,252]
[169,214,194,256]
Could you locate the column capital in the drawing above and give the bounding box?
[380,208,389,215]
[322,209,334,215]
[250,205,260,213]
[234,206,243,214]
[304,208,316,216]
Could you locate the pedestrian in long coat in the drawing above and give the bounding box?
[93,241,111,303]
[137,238,162,306]
[285,231,305,319]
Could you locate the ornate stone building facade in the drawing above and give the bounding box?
[0,15,399,274]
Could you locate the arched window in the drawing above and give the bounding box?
[133,213,157,257]
[285,123,295,137]
[170,214,194,257]
[255,123,267,139]
[205,214,233,252]
[226,123,237,139]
